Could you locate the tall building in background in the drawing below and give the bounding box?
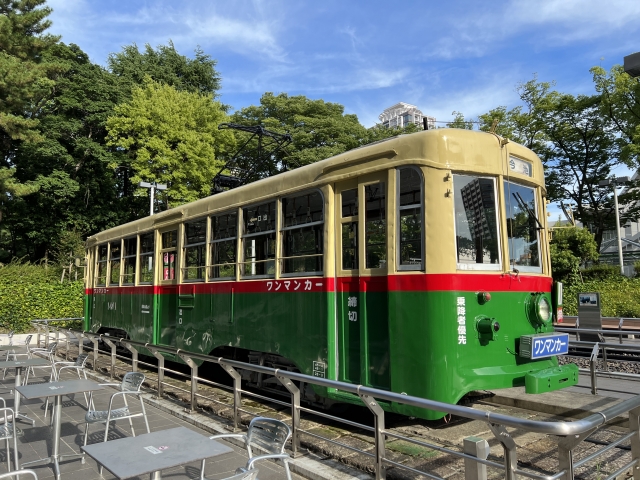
[378,102,436,130]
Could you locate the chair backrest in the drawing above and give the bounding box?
[7,331,13,346]
[75,354,89,367]
[121,372,145,392]
[24,334,32,346]
[47,342,57,353]
[246,417,291,455]
[222,469,259,480]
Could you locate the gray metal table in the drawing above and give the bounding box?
[17,379,104,480]
[0,358,50,425]
[81,426,233,479]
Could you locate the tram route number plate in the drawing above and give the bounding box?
[519,333,569,359]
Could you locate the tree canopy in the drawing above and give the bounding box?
[106,77,234,208]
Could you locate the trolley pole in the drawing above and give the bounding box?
[139,181,167,216]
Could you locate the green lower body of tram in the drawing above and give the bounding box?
[85,276,578,420]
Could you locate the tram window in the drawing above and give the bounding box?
[504,181,541,272]
[242,201,276,278]
[162,229,177,280]
[183,219,207,281]
[139,232,154,284]
[121,237,137,285]
[453,175,501,269]
[341,189,358,270]
[210,212,237,280]
[96,244,108,286]
[365,182,386,269]
[109,241,121,286]
[281,191,323,275]
[398,168,423,270]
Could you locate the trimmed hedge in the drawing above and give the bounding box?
[0,263,83,332]
[563,276,640,318]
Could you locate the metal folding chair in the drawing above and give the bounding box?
[0,398,20,472]
[0,470,38,479]
[204,417,292,480]
[83,372,150,446]
[24,342,56,384]
[215,468,259,480]
[44,354,90,419]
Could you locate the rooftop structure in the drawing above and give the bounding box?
[378,102,436,130]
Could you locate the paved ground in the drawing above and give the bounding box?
[0,366,306,480]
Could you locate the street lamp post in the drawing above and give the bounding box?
[139,181,167,216]
[599,176,629,275]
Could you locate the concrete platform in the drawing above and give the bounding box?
[0,368,316,480]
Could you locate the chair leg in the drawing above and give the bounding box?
[5,438,9,472]
[83,422,89,446]
[283,460,293,480]
[12,432,18,471]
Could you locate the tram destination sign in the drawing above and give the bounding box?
[519,333,569,359]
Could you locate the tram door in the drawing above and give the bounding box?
[157,228,179,347]
[335,175,391,390]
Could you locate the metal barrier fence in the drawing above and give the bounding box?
[31,319,640,480]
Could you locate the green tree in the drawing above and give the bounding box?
[0,43,141,261]
[550,226,599,282]
[108,41,222,100]
[107,77,234,207]
[592,64,640,166]
[228,93,369,178]
[478,76,555,154]
[445,111,474,129]
[541,93,625,250]
[0,0,60,228]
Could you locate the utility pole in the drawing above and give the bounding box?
[139,181,167,216]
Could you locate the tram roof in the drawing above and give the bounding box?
[87,128,543,245]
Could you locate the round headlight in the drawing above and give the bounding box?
[537,296,552,324]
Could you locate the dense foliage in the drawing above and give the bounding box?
[563,276,640,318]
[0,262,82,332]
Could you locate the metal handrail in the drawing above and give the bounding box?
[36,320,640,480]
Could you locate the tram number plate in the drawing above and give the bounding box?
[520,333,569,359]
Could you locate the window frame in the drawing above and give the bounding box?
[95,243,108,287]
[108,239,122,287]
[209,210,239,281]
[503,179,543,274]
[138,231,155,285]
[452,173,502,272]
[121,236,137,286]
[181,217,208,283]
[241,200,277,279]
[279,189,325,278]
[396,166,424,271]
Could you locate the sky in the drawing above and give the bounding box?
[45,0,640,216]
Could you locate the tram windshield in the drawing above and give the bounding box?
[453,175,500,270]
[504,181,541,272]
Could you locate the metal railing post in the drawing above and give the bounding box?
[102,338,117,379]
[576,317,580,341]
[276,374,301,457]
[557,429,595,480]
[359,392,386,480]
[220,362,241,431]
[90,335,99,371]
[630,406,640,480]
[590,343,600,395]
[121,341,138,372]
[464,436,489,480]
[620,318,625,344]
[488,424,517,480]
[77,332,84,357]
[147,347,165,399]
[178,353,198,413]
[44,321,49,348]
[62,331,71,360]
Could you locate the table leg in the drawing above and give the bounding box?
[150,470,162,479]
[22,394,85,480]
[13,366,35,426]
